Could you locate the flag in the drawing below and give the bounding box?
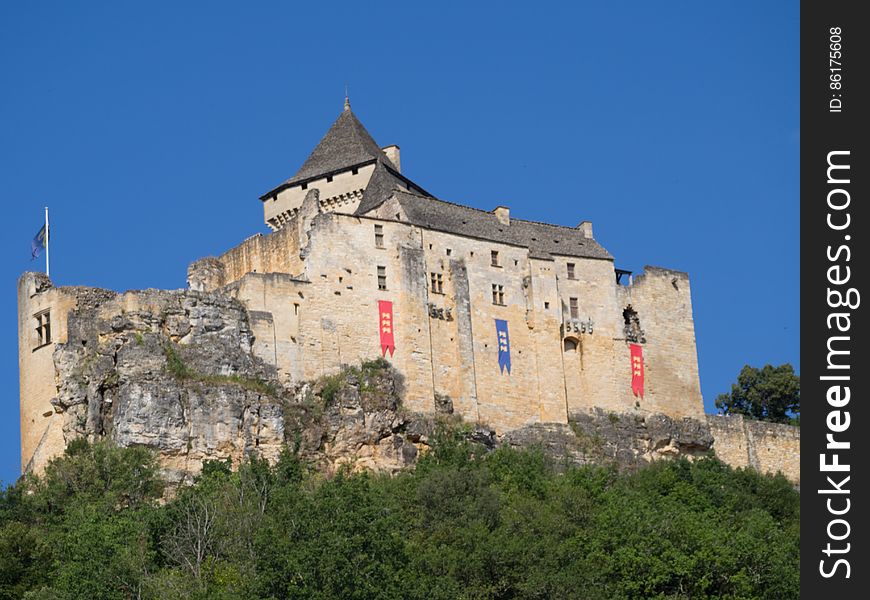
[495,319,511,374]
[629,343,644,398]
[378,300,395,357]
[31,224,48,260]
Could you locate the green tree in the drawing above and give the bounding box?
[715,363,800,424]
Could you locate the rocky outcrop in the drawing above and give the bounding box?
[284,363,425,474]
[503,410,715,470]
[52,290,285,484]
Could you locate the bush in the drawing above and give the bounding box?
[0,439,799,599]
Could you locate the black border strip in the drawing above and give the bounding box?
[802,2,869,595]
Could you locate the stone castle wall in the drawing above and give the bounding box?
[707,415,800,484]
[21,201,779,479]
[188,203,706,432]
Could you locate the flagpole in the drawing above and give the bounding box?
[44,206,50,278]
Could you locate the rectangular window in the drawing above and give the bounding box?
[430,272,443,294]
[569,297,579,319]
[492,284,505,305]
[377,266,387,291]
[491,250,500,266]
[374,224,384,248]
[567,263,576,279]
[34,310,51,347]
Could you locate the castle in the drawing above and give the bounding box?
[17,101,799,483]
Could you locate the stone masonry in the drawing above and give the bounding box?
[17,101,799,482]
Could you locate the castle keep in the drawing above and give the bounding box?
[17,101,799,483]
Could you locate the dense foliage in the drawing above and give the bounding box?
[715,364,800,425]
[1,437,799,599]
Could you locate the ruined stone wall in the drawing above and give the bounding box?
[17,273,117,473]
[616,267,706,420]
[190,225,302,292]
[707,415,800,484]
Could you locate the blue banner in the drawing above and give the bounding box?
[495,319,511,374]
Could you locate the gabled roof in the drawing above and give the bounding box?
[261,105,398,198]
[354,161,410,215]
[386,191,613,261]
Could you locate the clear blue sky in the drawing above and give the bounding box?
[0,1,799,486]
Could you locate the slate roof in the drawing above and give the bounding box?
[262,106,611,261]
[355,161,410,215]
[385,191,613,261]
[261,106,399,198]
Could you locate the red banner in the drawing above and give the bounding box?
[378,300,395,357]
[629,343,644,398]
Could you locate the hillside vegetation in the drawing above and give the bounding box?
[1,436,798,599]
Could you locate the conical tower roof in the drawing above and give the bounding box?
[275,104,398,191]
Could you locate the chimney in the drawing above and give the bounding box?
[577,220,593,239]
[494,206,510,226]
[382,145,401,173]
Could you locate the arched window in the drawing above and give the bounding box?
[563,337,578,352]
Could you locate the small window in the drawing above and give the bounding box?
[430,272,443,294]
[446,248,452,256]
[491,284,505,305]
[544,301,550,309]
[569,297,579,319]
[326,175,333,183]
[294,303,300,316]
[377,266,387,291]
[301,183,308,190]
[567,263,576,279]
[491,250,500,267]
[352,168,359,175]
[564,338,578,352]
[34,310,51,347]
[374,224,384,248]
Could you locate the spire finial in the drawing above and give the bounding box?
[344,85,350,111]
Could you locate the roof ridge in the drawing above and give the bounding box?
[393,191,590,233]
